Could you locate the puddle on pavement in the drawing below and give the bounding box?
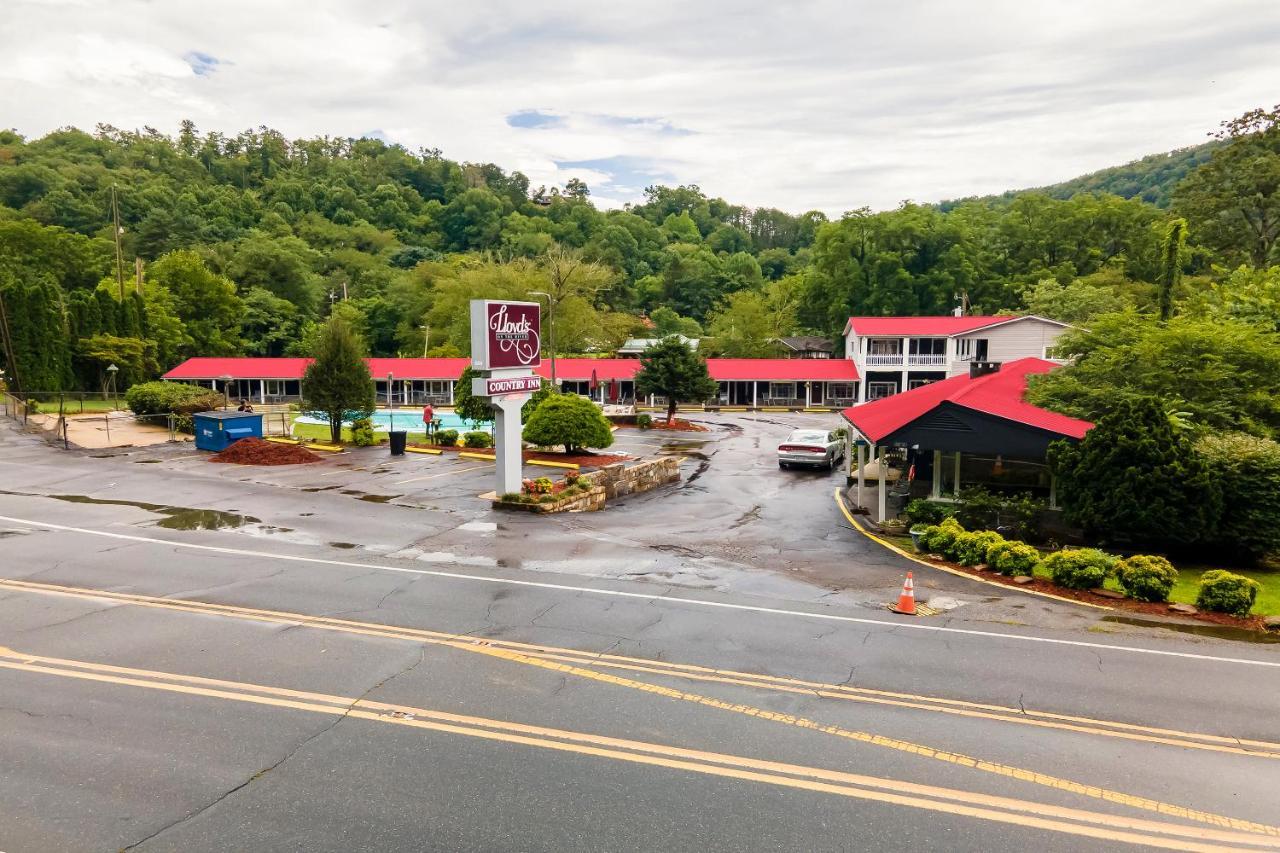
[301,485,338,493]
[0,492,290,535]
[328,542,358,549]
[683,460,712,484]
[132,459,161,464]
[1101,614,1280,644]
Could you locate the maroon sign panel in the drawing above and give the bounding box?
[470,300,541,371]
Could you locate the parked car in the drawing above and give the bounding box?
[778,428,845,470]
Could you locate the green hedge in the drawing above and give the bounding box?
[950,530,1004,566]
[125,381,223,416]
[1114,555,1178,602]
[1040,549,1114,590]
[987,541,1040,576]
[1196,570,1259,616]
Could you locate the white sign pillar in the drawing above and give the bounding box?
[492,395,528,495]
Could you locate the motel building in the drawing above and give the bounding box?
[159,315,1068,411]
[161,356,863,410]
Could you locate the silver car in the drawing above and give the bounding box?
[777,428,845,470]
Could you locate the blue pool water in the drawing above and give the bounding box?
[294,409,491,433]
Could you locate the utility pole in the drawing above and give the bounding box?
[419,325,430,357]
[111,185,126,302]
[135,257,145,295]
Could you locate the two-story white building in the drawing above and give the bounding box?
[842,315,1070,403]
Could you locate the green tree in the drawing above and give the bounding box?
[522,393,613,453]
[300,314,374,443]
[453,365,494,425]
[706,289,778,357]
[1173,105,1280,268]
[1180,265,1280,330]
[240,287,303,356]
[1027,312,1280,438]
[1157,218,1188,321]
[148,250,242,356]
[1020,272,1135,324]
[649,306,702,337]
[634,336,720,425]
[1048,398,1220,547]
[1195,432,1280,564]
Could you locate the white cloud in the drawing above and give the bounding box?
[2,0,1278,213]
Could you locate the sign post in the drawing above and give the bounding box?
[469,300,541,495]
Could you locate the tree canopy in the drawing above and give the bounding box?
[634,337,720,424]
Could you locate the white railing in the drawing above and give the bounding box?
[865,354,904,366]
[907,354,947,366]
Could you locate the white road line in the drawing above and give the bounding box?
[1,512,1277,668]
[394,464,490,485]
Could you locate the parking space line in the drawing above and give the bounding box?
[395,464,491,485]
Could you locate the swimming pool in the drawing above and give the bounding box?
[293,409,491,433]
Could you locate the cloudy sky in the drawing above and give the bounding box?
[4,0,1278,214]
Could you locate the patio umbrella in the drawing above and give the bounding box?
[589,368,598,392]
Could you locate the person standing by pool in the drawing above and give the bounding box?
[422,403,434,439]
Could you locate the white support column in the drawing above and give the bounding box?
[258,380,265,405]
[953,451,962,497]
[492,395,527,496]
[876,445,887,522]
[752,382,758,408]
[448,381,455,405]
[805,382,812,407]
[931,450,943,499]
[856,443,865,508]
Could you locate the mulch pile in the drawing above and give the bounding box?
[209,437,323,466]
[626,418,709,432]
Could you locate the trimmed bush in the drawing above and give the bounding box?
[1114,555,1178,602]
[920,517,964,554]
[1196,433,1280,564]
[950,530,1005,566]
[125,381,223,416]
[1195,570,1259,616]
[1041,548,1114,590]
[434,429,459,447]
[987,541,1040,576]
[905,499,954,526]
[350,417,376,446]
[463,430,493,448]
[636,413,653,430]
[523,394,614,453]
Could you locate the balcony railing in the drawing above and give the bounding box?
[865,353,904,366]
[907,354,947,366]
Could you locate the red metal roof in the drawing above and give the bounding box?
[706,359,858,382]
[840,358,1091,443]
[163,357,860,383]
[844,316,1009,337]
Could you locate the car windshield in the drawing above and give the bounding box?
[787,431,828,443]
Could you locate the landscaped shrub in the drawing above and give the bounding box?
[905,499,954,526]
[126,381,223,416]
[1114,555,1178,602]
[920,517,964,554]
[987,541,1040,576]
[522,394,614,453]
[636,413,653,429]
[350,417,376,446]
[1195,570,1259,616]
[1196,433,1280,564]
[950,530,1005,566]
[1041,548,1115,590]
[523,476,555,495]
[953,486,1004,531]
[434,429,459,447]
[463,430,492,448]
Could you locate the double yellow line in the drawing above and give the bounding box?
[4,577,1278,843]
[0,646,1273,852]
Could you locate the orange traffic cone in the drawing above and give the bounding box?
[893,572,917,615]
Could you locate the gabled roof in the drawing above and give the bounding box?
[842,315,1068,338]
[840,358,1091,443]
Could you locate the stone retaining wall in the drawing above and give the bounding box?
[589,457,681,500]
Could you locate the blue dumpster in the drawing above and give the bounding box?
[193,410,264,452]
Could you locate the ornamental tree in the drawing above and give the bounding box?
[634,336,720,425]
[301,314,374,443]
[1048,397,1221,548]
[522,394,613,454]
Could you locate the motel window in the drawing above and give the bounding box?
[867,381,898,400]
[908,338,946,355]
[265,380,284,397]
[827,383,855,401]
[867,339,902,355]
[769,382,795,400]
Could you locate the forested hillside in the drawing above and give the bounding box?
[943,141,1221,210]
[0,111,1277,401]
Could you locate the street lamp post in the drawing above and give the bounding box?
[219,373,233,410]
[387,371,394,432]
[419,325,430,358]
[106,364,119,410]
[528,291,555,387]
